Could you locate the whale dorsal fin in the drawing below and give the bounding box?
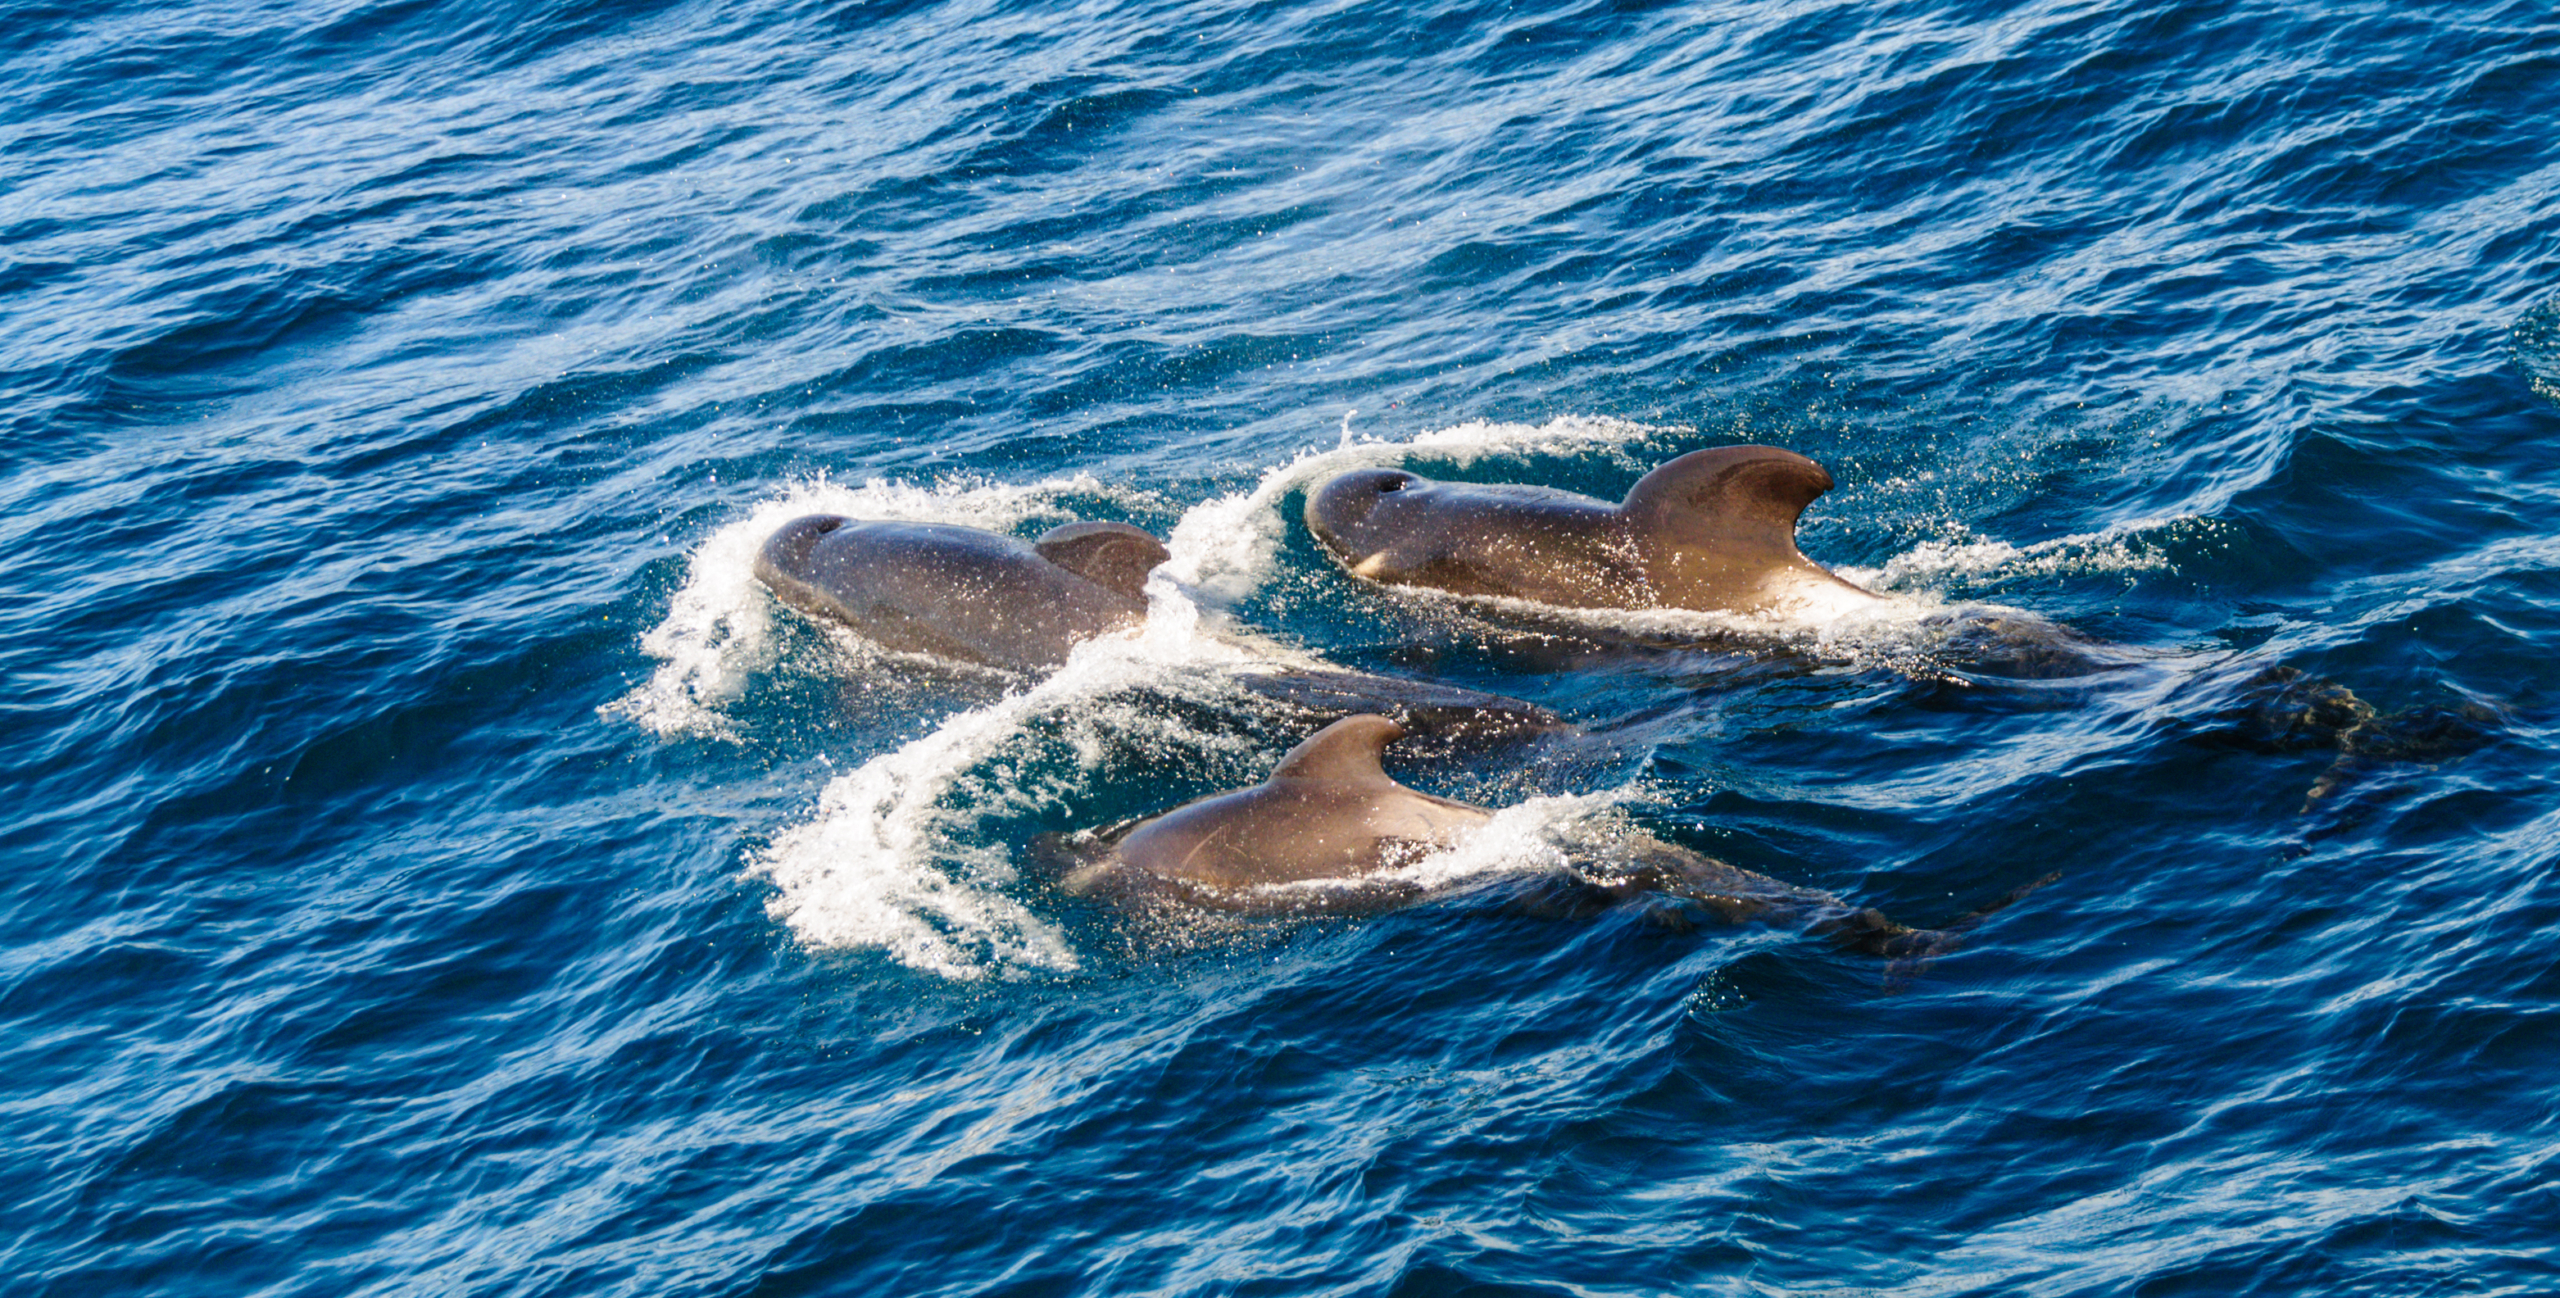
[1034,522,1171,600]
[1268,714,1406,785]
[1617,445,1835,560]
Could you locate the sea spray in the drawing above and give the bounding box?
[1853,517,2194,590]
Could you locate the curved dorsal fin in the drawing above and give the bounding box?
[1616,445,1835,558]
[1268,714,1406,785]
[1033,521,1171,600]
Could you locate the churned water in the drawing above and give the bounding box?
[7,1,2559,1294]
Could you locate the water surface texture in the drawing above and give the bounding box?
[8,0,2560,1293]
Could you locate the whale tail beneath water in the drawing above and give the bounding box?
[1229,668,1575,753]
[1520,834,2058,985]
[1859,870,2064,990]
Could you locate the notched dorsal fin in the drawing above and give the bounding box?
[1034,521,1171,600]
[1617,445,1835,556]
[1268,714,1407,785]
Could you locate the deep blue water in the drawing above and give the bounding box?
[8,0,2560,1293]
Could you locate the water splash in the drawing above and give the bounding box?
[748,592,1297,977]
[753,638,1262,979]
[1851,517,2191,590]
[658,416,2193,978]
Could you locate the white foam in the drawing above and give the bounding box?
[616,417,2178,978]
[731,470,1296,977]
[1851,517,2191,590]
[722,429,2211,978]
[1359,576,2062,685]
[750,597,1288,978]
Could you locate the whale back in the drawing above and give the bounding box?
[1110,714,1490,895]
[753,516,1155,670]
[1303,467,1645,606]
[1306,447,1877,615]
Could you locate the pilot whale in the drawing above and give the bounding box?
[755,515,1168,672]
[1059,714,1487,895]
[1301,444,2145,683]
[1044,714,2018,957]
[753,514,1570,742]
[1304,444,1884,619]
[1302,448,2499,777]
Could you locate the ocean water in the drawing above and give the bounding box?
[7,0,2559,1293]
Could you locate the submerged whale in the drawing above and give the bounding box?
[1305,444,1885,619]
[1043,714,2023,957]
[753,514,1569,742]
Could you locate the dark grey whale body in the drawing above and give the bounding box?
[1306,444,2151,684]
[1071,714,1488,895]
[1305,446,2498,779]
[755,515,1167,671]
[1046,714,2017,957]
[1306,445,1883,617]
[753,514,1569,742]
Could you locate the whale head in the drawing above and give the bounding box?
[1304,467,1433,568]
[756,513,850,587]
